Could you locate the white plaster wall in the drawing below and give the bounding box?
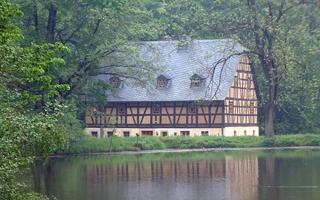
[85,126,259,137]
[85,128,223,137]
[85,128,101,137]
[223,126,259,137]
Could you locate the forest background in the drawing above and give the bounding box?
[0,0,319,199]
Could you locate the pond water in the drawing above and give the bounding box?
[26,149,320,200]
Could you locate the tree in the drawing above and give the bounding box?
[15,0,162,107]
[222,0,319,136]
[0,1,68,199]
[162,0,319,136]
[144,0,210,39]
[275,3,320,133]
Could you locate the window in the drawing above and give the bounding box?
[247,77,252,89]
[191,74,202,87]
[107,131,113,137]
[201,131,209,136]
[141,131,153,136]
[161,131,168,137]
[109,76,121,88]
[123,131,130,137]
[191,77,201,86]
[157,75,168,88]
[229,101,234,114]
[174,132,177,136]
[91,131,98,137]
[158,79,167,87]
[250,101,255,114]
[152,104,161,114]
[188,104,197,114]
[234,76,238,87]
[180,131,190,136]
[118,106,126,115]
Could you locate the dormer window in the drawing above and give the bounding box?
[109,76,121,88]
[191,74,204,87]
[157,75,169,88]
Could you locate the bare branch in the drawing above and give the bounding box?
[92,19,102,35]
[206,51,251,99]
[63,20,86,44]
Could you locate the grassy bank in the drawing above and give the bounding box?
[62,134,320,154]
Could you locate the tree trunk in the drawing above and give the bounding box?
[265,100,275,136]
[32,167,41,193]
[33,5,39,34]
[265,77,276,137]
[47,4,57,43]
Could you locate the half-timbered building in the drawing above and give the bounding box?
[85,39,259,137]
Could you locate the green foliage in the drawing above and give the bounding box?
[145,0,210,39]
[1,42,69,108]
[57,101,86,144]
[275,4,320,133]
[0,0,70,110]
[0,1,68,199]
[0,106,67,200]
[0,1,22,44]
[15,0,162,108]
[147,0,320,134]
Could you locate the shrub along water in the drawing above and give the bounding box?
[64,134,320,154]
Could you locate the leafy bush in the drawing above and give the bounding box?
[262,138,276,147]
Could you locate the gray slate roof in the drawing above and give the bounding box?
[103,39,246,102]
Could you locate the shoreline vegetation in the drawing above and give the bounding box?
[61,134,320,155]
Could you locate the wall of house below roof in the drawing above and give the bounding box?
[223,126,259,137]
[85,102,225,128]
[85,126,259,137]
[224,55,258,125]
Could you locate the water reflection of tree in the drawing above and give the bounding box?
[31,161,53,196]
[32,166,41,193]
[265,157,279,200]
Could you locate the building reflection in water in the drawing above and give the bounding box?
[85,156,259,200]
[225,156,259,200]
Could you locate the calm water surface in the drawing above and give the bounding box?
[27,149,320,200]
